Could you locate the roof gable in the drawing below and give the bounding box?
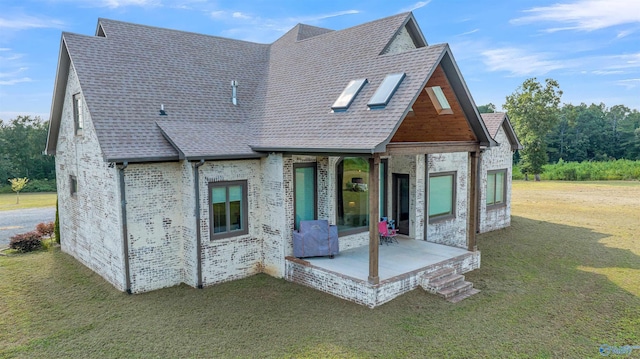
[480,113,523,150]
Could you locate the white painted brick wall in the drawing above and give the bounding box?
[124,162,186,293]
[262,154,287,277]
[480,126,514,233]
[55,63,125,291]
[198,160,263,286]
[426,152,469,248]
[382,25,417,55]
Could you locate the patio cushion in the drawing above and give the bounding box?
[293,220,339,258]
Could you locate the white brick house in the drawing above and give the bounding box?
[46,13,521,307]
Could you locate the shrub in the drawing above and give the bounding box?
[540,159,640,181]
[9,231,43,252]
[36,221,55,237]
[0,179,57,193]
[25,179,57,192]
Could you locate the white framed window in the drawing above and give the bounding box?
[73,93,84,135]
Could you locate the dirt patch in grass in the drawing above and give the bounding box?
[1,182,639,358]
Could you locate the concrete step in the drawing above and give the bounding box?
[447,288,481,303]
[423,267,455,282]
[424,274,465,293]
[438,280,473,300]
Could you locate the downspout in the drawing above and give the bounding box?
[193,159,205,289]
[118,161,131,294]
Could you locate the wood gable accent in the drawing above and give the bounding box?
[390,65,477,143]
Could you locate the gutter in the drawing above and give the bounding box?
[193,159,205,288]
[118,161,131,294]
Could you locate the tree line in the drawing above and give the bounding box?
[481,78,640,180]
[0,115,55,187]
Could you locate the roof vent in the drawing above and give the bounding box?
[231,80,238,105]
[367,73,406,110]
[159,104,167,116]
[331,79,368,112]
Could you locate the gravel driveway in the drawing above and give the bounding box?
[0,207,56,248]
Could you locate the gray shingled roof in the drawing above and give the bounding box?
[47,12,494,162]
[480,112,523,150]
[481,113,505,138]
[252,14,448,152]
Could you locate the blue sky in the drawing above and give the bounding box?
[1,0,640,122]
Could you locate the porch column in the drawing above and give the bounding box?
[467,151,479,251]
[368,154,380,284]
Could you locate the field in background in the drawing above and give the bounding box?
[0,193,57,211]
[1,182,638,358]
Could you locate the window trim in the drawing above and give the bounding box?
[72,93,84,136]
[293,162,318,230]
[70,175,77,197]
[486,169,507,209]
[208,180,249,240]
[428,171,457,223]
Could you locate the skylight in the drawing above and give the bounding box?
[367,73,406,109]
[425,86,453,115]
[331,79,368,111]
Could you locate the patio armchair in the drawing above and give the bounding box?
[293,220,339,258]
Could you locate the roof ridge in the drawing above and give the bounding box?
[97,17,271,45]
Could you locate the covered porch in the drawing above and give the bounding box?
[285,236,480,308]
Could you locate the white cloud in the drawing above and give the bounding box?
[456,29,479,37]
[511,0,640,32]
[401,1,432,13]
[99,0,160,8]
[289,10,360,24]
[592,70,624,75]
[616,30,633,39]
[210,11,226,19]
[0,77,32,85]
[481,47,566,76]
[232,12,251,20]
[0,15,64,30]
[616,78,640,88]
[213,9,360,42]
[0,67,28,78]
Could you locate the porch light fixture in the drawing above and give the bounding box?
[425,86,453,115]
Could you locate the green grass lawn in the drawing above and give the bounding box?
[0,193,57,211]
[1,182,639,358]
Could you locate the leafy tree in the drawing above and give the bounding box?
[478,103,496,113]
[546,104,640,162]
[0,116,55,186]
[8,177,29,204]
[504,78,562,180]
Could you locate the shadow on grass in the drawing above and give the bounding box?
[2,216,639,358]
